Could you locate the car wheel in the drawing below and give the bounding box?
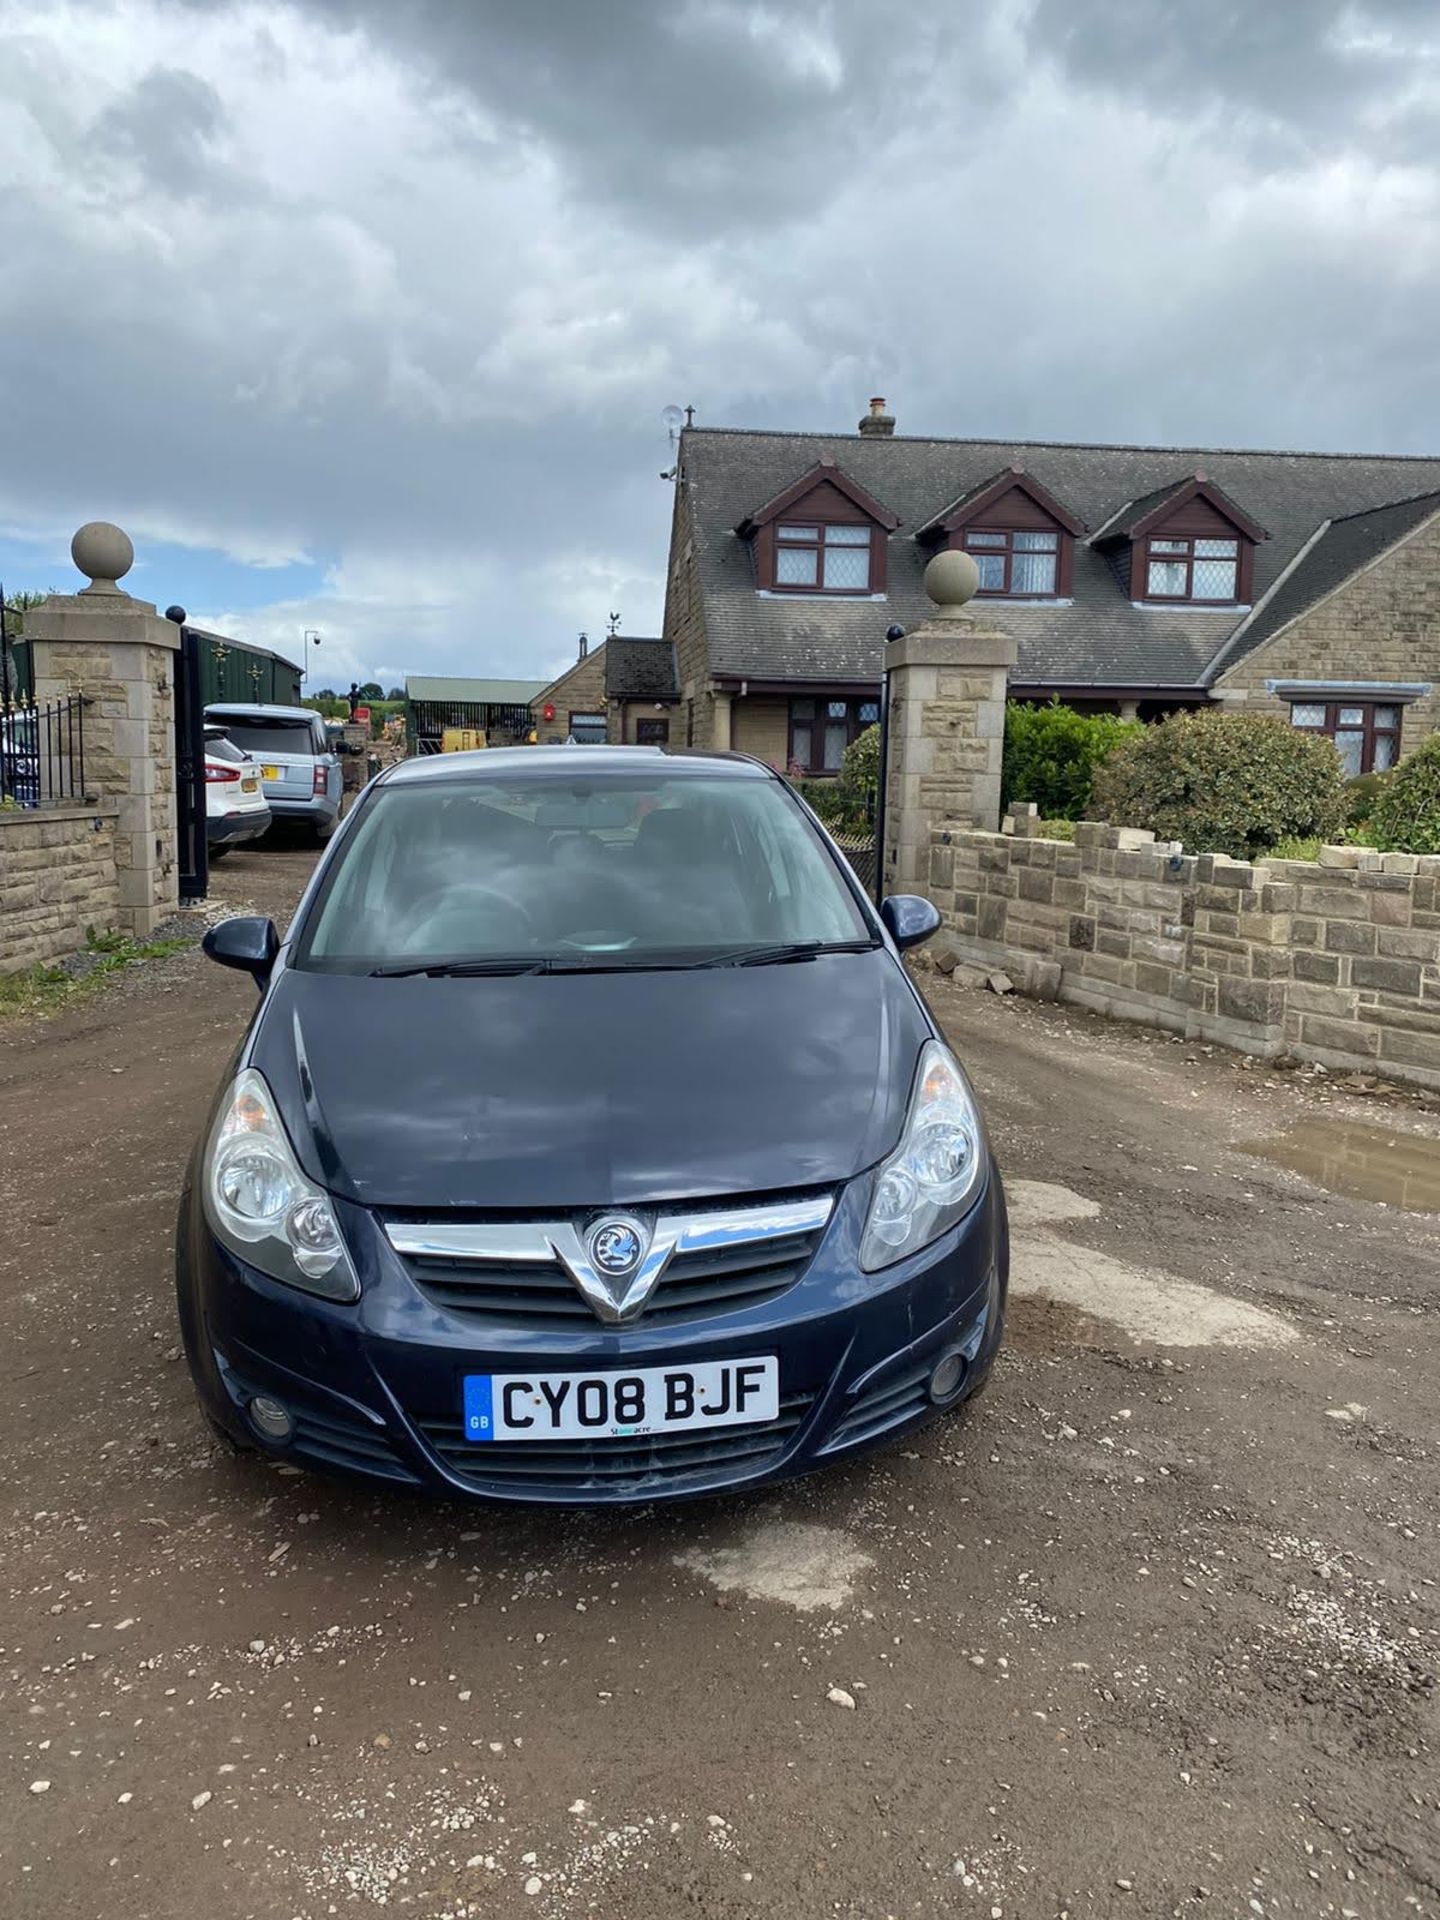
[209,844,229,860]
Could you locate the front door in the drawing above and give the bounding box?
[635,717,669,746]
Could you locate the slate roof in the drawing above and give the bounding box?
[679,428,1440,689]
[406,676,547,705]
[1213,489,1440,677]
[604,636,677,700]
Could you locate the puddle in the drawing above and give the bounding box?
[1241,1118,1440,1212]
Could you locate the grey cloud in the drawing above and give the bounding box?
[92,65,229,196]
[1031,0,1440,152]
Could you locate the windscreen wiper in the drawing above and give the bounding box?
[714,938,880,968]
[369,957,550,978]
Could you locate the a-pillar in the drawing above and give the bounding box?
[24,522,181,936]
[882,549,1016,896]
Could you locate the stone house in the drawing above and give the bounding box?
[664,399,1440,780]
[531,635,678,746]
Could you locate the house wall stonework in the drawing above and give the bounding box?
[665,482,714,751]
[926,809,1440,1089]
[530,647,608,744]
[731,697,790,769]
[0,806,120,974]
[1216,508,1440,757]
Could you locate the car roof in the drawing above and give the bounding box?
[379,745,777,788]
[204,703,319,721]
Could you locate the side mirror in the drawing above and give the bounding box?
[203,915,279,983]
[880,894,942,951]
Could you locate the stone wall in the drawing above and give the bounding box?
[1215,504,1440,756]
[0,806,121,974]
[530,648,608,744]
[663,481,711,751]
[731,695,789,769]
[927,807,1440,1088]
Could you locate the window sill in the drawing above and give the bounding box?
[757,590,888,602]
[1131,601,1251,613]
[973,596,1074,608]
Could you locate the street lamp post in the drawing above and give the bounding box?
[302,628,321,687]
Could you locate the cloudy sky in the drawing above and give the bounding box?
[2,0,1438,690]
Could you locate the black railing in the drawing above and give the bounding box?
[1,694,90,810]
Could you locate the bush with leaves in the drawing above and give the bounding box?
[1089,709,1348,858]
[1001,701,1144,820]
[1371,735,1440,853]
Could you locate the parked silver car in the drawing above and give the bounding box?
[204,704,342,842]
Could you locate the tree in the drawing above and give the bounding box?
[311,686,337,700]
[359,681,384,701]
[385,685,405,701]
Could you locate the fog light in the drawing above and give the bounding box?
[249,1394,294,1443]
[928,1350,967,1403]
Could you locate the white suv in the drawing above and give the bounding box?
[204,704,342,842]
[204,727,271,855]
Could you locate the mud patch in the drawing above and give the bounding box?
[1239,1116,1440,1212]
[675,1520,872,1611]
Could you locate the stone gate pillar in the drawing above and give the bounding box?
[24,523,181,936]
[881,549,1015,895]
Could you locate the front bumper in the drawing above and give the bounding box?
[176,1168,1007,1506]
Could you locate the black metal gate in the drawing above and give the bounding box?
[169,610,209,903]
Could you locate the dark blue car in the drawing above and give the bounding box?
[177,747,1007,1505]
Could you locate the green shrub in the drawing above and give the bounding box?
[1371,735,1440,853]
[1089,709,1348,858]
[1344,768,1393,828]
[1001,701,1144,821]
[840,723,880,808]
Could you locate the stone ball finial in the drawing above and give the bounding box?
[72,521,135,596]
[924,547,980,609]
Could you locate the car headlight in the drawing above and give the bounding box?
[860,1041,986,1272]
[202,1068,360,1302]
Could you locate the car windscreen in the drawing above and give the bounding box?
[215,717,317,757]
[295,773,873,972]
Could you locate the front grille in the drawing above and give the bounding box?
[417,1390,816,1493]
[821,1360,933,1453]
[387,1194,831,1328]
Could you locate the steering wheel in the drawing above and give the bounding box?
[400,880,537,952]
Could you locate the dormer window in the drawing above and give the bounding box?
[1145,535,1240,602]
[1091,474,1266,607]
[963,527,1060,596]
[918,465,1083,599]
[775,522,873,592]
[737,458,900,598]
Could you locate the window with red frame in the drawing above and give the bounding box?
[773,522,873,593]
[1144,535,1241,602]
[1289,700,1401,778]
[788,696,881,774]
[961,527,1060,596]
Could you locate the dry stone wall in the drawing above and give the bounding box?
[927,805,1440,1088]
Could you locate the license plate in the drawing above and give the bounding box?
[462,1356,778,1443]
[262,764,280,779]
[241,776,258,792]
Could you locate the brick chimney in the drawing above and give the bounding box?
[858,396,895,437]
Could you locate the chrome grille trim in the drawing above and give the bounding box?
[385,1194,834,1326]
[385,1195,833,1264]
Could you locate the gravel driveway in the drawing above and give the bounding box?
[2,842,1436,1920]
